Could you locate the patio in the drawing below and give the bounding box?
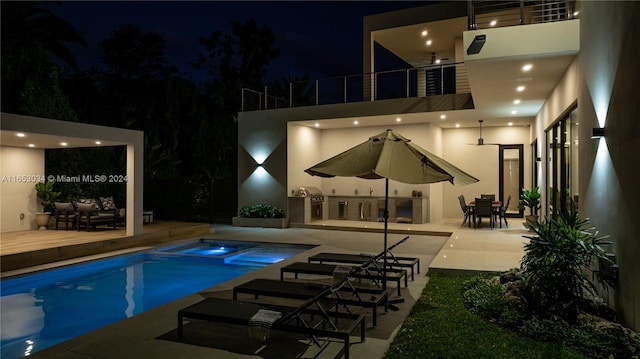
[3,218,530,358]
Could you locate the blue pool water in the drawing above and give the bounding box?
[0,240,313,359]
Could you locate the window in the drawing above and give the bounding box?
[545,105,578,217]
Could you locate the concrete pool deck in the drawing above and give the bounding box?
[14,218,529,359]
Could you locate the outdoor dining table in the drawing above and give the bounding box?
[467,200,502,228]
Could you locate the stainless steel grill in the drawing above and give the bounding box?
[296,187,324,203]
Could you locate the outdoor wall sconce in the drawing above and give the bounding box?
[591,127,605,139]
[256,163,263,167]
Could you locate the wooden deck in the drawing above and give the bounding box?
[0,221,211,272]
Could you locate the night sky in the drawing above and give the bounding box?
[49,1,428,82]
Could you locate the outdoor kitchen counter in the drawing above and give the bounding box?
[327,196,429,223]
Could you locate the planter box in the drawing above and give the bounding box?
[232,217,289,229]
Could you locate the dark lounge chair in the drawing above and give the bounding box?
[280,262,407,296]
[307,236,420,280]
[178,281,366,359]
[233,278,389,327]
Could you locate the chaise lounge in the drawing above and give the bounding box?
[280,262,407,296]
[307,236,420,280]
[233,278,389,327]
[178,280,366,359]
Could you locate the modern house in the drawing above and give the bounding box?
[237,1,639,332]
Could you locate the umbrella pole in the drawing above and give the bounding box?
[383,177,388,292]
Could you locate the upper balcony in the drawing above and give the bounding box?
[240,0,579,128]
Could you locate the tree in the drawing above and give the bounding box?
[194,18,280,179]
[1,1,85,116]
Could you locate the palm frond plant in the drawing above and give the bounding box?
[521,209,615,320]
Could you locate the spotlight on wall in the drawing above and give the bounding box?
[466,34,486,55]
[591,127,605,139]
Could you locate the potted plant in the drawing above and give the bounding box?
[34,180,61,230]
[232,203,289,228]
[518,186,540,229]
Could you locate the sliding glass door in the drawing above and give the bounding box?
[546,105,578,217]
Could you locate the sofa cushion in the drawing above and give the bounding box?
[76,202,98,213]
[77,198,102,210]
[54,202,75,212]
[100,196,117,210]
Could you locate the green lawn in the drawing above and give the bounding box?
[384,272,585,359]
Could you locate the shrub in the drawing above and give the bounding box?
[521,209,614,318]
[238,203,285,218]
[462,276,506,320]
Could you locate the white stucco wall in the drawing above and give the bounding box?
[442,124,531,218]
[0,146,45,232]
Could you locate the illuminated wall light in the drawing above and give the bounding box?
[455,124,460,128]
[254,165,267,177]
[95,141,102,145]
[522,64,533,72]
[508,122,513,126]
[516,86,525,92]
[314,123,319,127]
[490,20,497,26]
[435,59,441,64]
[353,120,359,125]
[28,144,35,147]
[421,30,428,36]
[513,99,521,104]
[426,39,432,46]
[16,133,26,137]
[60,142,68,146]
[396,117,402,122]
[440,114,446,119]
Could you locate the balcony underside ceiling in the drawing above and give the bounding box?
[294,17,578,130]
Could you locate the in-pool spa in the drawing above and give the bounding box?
[0,239,313,359]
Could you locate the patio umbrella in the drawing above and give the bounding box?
[305,129,479,291]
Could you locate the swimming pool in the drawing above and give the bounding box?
[0,239,313,359]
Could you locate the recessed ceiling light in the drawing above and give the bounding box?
[516,86,525,92]
[426,40,432,46]
[435,59,441,64]
[60,142,68,146]
[440,114,446,119]
[573,11,579,16]
[314,123,319,127]
[421,30,428,37]
[455,124,460,128]
[28,144,35,147]
[513,99,521,104]
[508,122,513,126]
[396,117,402,122]
[490,20,497,26]
[522,64,533,72]
[511,110,517,115]
[95,141,102,145]
[16,133,25,137]
[353,120,359,125]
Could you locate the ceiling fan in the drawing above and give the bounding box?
[468,120,500,146]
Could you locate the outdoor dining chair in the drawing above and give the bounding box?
[474,197,494,229]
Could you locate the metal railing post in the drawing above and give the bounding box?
[440,65,444,95]
[406,69,410,98]
[374,72,378,101]
[289,82,293,108]
[467,0,475,30]
[315,80,319,106]
[344,76,347,103]
[241,89,245,112]
[520,0,524,25]
[264,85,268,109]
